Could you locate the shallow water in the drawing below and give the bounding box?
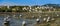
[0,12,60,26]
[0,15,37,26]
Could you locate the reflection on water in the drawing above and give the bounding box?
[0,14,36,26]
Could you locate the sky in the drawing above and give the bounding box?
[0,0,60,6]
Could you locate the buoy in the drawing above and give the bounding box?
[4,16,10,26]
[43,18,46,21]
[20,14,22,17]
[4,21,10,26]
[57,14,59,16]
[22,21,26,26]
[36,18,40,23]
[46,17,50,22]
